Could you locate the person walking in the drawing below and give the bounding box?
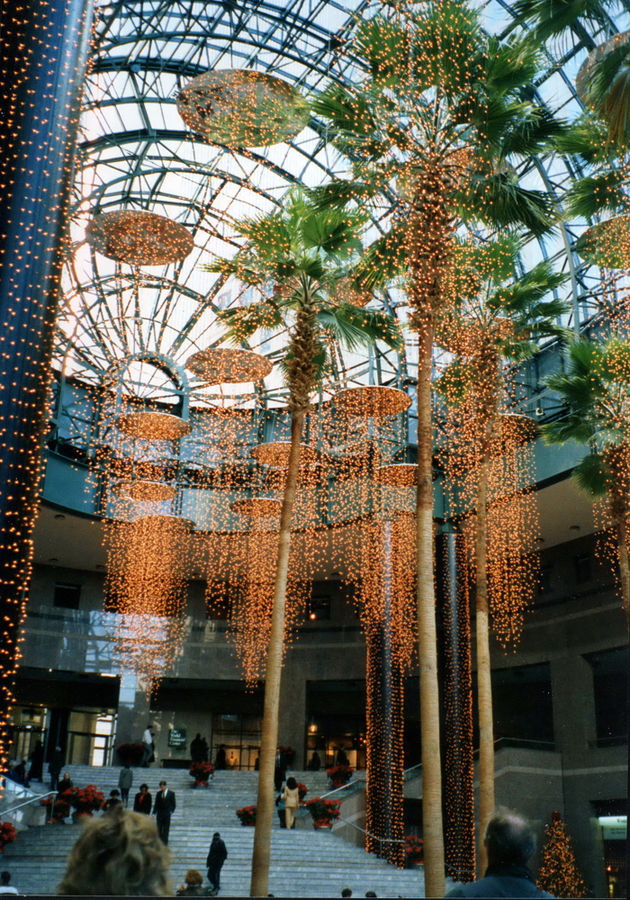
[273,748,286,792]
[141,723,154,767]
[118,763,133,808]
[28,739,44,781]
[445,807,555,898]
[206,832,228,895]
[133,782,152,814]
[282,776,300,830]
[153,779,176,846]
[49,745,64,791]
[190,733,204,763]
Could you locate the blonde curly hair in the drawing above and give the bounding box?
[58,806,171,895]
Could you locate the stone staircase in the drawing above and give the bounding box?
[2,765,426,897]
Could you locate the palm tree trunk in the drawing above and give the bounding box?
[475,453,494,875]
[416,324,445,898]
[250,410,304,898]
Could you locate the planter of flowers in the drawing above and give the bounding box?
[40,792,72,823]
[116,742,144,767]
[297,782,308,803]
[405,835,424,867]
[189,761,214,786]
[71,785,104,818]
[236,805,256,826]
[0,821,17,852]
[326,764,353,788]
[305,797,341,829]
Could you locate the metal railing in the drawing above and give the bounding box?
[1,779,57,829]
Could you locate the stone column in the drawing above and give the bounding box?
[0,0,94,767]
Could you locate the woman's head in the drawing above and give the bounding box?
[286,776,297,790]
[58,807,171,895]
[184,870,203,886]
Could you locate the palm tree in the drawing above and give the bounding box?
[309,2,561,890]
[204,189,401,898]
[436,238,566,871]
[543,337,630,631]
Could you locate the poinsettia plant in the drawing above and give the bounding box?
[0,821,17,849]
[71,785,104,816]
[40,790,73,822]
[326,764,353,788]
[297,781,308,802]
[236,804,256,826]
[405,834,424,864]
[189,761,214,785]
[305,797,341,826]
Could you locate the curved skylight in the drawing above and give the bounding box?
[57,0,630,408]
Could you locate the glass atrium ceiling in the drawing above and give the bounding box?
[58,0,630,408]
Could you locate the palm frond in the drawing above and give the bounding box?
[565,170,627,219]
[217,301,283,341]
[352,222,408,293]
[580,41,630,148]
[318,304,402,352]
[311,83,389,159]
[299,207,365,258]
[573,451,611,497]
[552,115,613,165]
[483,35,542,95]
[409,0,484,96]
[307,180,374,212]
[354,15,409,88]
[455,173,558,236]
[511,0,615,42]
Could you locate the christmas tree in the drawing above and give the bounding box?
[537,811,587,898]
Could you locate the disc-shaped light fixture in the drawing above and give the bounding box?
[376,463,417,486]
[131,514,194,532]
[575,215,630,269]
[87,211,194,266]
[251,441,325,467]
[185,347,272,384]
[114,480,177,502]
[231,497,283,518]
[115,411,191,441]
[334,386,411,419]
[177,69,309,147]
[575,31,630,105]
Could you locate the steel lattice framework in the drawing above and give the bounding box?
[56,0,630,413]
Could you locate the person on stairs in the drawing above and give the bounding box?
[49,745,65,791]
[282,776,300,830]
[118,763,133,808]
[206,832,227,896]
[133,783,152,815]
[153,780,176,846]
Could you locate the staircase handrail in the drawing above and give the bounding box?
[1,790,56,816]
[334,816,407,846]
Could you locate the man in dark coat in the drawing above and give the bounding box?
[153,779,176,845]
[446,807,555,898]
[190,733,204,763]
[206,832,228,895]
